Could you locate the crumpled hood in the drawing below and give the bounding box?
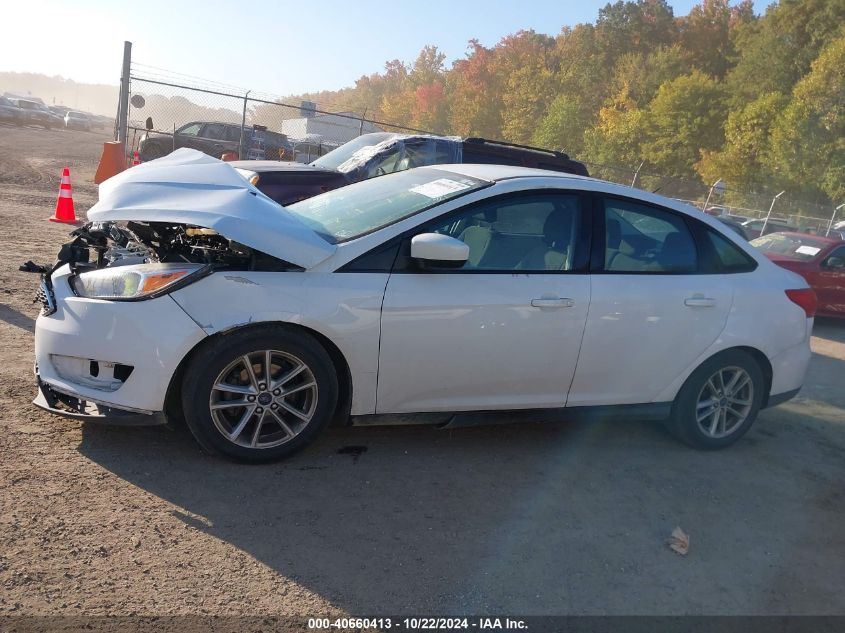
[87,148,336,269]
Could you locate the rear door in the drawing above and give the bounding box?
[377,191,591,413]
[567,195,733,406]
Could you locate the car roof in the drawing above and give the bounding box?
[435,163,591,182]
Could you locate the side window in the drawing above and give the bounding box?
[824,246,845,269]
[224,126,243,142]
[425,193,581,272]
[366,146,404,178]
[604,198,697,273]
[700,228,757,273]
[176,123,202,137]
[201,123,226,139]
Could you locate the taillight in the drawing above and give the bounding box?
[785,288,817,318]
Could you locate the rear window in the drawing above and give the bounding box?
[701,229,757,273]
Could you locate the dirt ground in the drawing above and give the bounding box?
[0,124,844,623]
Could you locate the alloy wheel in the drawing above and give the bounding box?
[209,350,318,449]
[695,366,754,439]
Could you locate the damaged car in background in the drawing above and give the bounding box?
[31,148,814,463]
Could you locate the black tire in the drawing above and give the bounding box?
[181,326,338,463]
[666,349,765,450]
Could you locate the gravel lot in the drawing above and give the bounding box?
[1,124,843,620]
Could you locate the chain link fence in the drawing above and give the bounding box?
[121,62,841,234]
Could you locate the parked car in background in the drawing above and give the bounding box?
[232,132,590,206]
[0,96,23,125]
[751,232,845,318]
[33,150,813,462]
[741,217,793,239]
[714,216,748,240]
[64,111,91,131]
[139,121,293,162]
[9,98,54,128]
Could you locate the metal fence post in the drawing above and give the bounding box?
[117,41,132,144]
[827,203,845,236]
[761,191,786,235]
[239,90,251,159]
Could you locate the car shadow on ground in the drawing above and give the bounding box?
[0,303,36,333]
[77,378,845,615]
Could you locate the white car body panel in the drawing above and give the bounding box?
[169,271,389,415]
[89,149,336,269]
[35,265,206,412]
[34,159,814,430]
[567,274,733,406]
[377,273,590,413]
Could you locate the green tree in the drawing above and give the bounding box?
[696,91,788,192]
[727,0,845,104]
[583,87,647,170]
[532,94,590,156]
[608,45,687,106]
[769,32,845,202]
[640,71,726,177]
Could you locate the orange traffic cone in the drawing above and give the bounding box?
[131,151,141,166]
[49,167,78,224]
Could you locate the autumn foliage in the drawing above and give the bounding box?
[295,0,844,205]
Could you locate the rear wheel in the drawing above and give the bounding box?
[181,327,338,463]
[666,350,764,450]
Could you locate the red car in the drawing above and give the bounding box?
[751,232,845,318]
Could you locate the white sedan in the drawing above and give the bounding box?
[33,149,814,462]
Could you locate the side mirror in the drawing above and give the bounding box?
[145,117,153,131]
[823,256,845,269]
[410,233,469,269]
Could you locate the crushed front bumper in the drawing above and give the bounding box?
[34,264,208,419]
[33,375,166,426]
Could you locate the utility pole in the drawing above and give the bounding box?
[116,41,131,144]
[239,90,251,159]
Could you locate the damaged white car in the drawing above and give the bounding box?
[33,149,814,462]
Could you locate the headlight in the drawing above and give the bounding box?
[70,263,208,300]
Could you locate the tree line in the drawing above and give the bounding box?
[291,0,844,208]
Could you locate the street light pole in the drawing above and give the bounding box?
[826,203,845,236]
[761,191,786,235]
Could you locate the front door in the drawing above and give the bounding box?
[377,191,590,414]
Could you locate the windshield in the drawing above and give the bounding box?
[311,132,404,172]
[751,233,829,260]
[286,167,489,244]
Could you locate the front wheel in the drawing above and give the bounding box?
[181,327,338,463]
[666,350,764,450]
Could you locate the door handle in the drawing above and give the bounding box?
[531,297,575,308]
[684,296,716,307]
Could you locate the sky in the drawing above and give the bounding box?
[1,0,771,97]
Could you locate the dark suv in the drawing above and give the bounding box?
[139,121,293,162]
[232,132,589,206]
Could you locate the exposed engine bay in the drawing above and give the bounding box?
[53,221,301,273]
